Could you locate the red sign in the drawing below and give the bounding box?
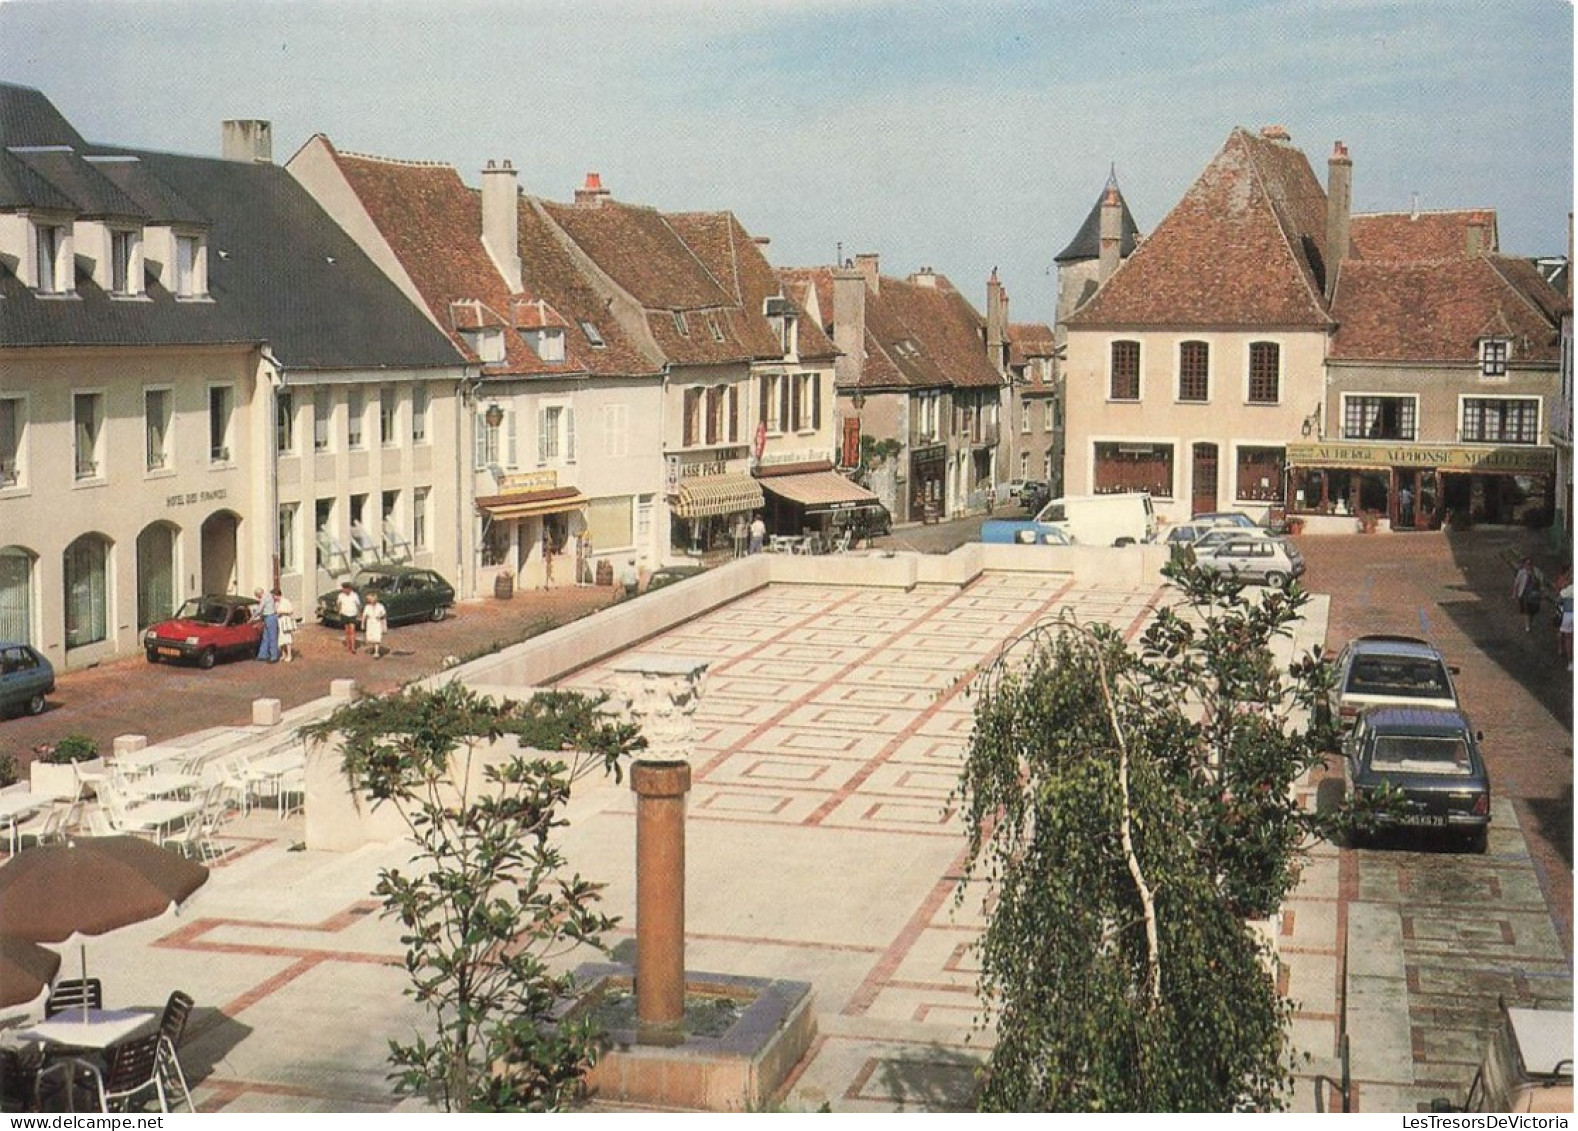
[840,416,862,469]
[753,420,767,461]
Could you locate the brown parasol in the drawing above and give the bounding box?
[0,934,62,1009]
[0,836,208,1017]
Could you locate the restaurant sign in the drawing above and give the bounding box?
[1286,441,1553,474]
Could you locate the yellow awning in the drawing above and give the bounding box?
[673,474,764,519]
[476,487,588,520]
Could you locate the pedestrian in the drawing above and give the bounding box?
[1556,567,1574,672]
[1397,485,1413,528]
[543,534,556,590]
[1512,556,1542,633]
[276,588,297,663]
[254,587,280,662]
[620,558,640,600]
[336,580,362,653]
[748,512,766,555]
[361,590,388,659]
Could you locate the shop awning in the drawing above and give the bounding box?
[476,486,588,520]
[673,474,764,519]
[758,470,880,513]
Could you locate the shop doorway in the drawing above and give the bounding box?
[1391,468,1437,530]
[1191,443,1218,516]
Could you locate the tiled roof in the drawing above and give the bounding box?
[1350,210,1497,261]
[0,83,87,149]
[1054,176,1142,263]
[1008,321,1056,386]
[1066,127,1332,328]
[666,211,838,362]
[1329,254,1562,363]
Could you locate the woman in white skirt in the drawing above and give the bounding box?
[360,591,389,659]
[275,588,297,662]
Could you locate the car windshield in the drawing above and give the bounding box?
[1347,657,1449,696]
[1369,734,1473,775]
[176,599,233,625]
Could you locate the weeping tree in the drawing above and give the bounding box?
[303,683,644,1112]
[956,563,1352,1112]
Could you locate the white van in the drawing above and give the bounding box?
[1031,493,1156,547]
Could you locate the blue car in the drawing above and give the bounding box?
[0,642,54,718]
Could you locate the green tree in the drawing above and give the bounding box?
[304,683,645,1112]
[956,564,1347,1111]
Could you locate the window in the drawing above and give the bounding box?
[793,373,820,432]
[474,411,500,468]
[174,234,203,298]
[413,487,430,550]
[381,490,400,546]
[1248,342,1281,404]
[1,398,24,488]
[760,374,783,433]
[278,503,299,574]
[683,388,703,447]
[208,385,234,463]
[314,389,332,452]
[411,385,428,443]
[1235,446,1285,502]
[276,391,295,455]
[705,387,726,445]
[539,405,575,464]
[602,404,628,458]
[63,534,110,649]
[346,389,365,449]
[915,392,942,442]
[1480,338,1510,380]
[637,494,653,546]
[1094,441,1174,497]
[1178,341,1209,402]
[707,313,725,342]
[1110,340,1140,400]
[35,223,66,293]
[524,328,565,362]
[0,547,34,644]
[315,498,336,569]
[579,320,605,348]
[1342,396,1416,441]
[1462,397,1539,444]
[111,230,136,295]
[1018,451,1029,479]
[145,389,171,471]
[585,495,634,551]
[1045,401,1056,432]
[672,311,690,338]
[74,393,103,480]
[379,386,397,447]
[1020,400,1032,434]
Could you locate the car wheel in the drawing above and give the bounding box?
[1114,537,1136,547]
[1264,570,1289,587]
[197,647,217,670]
[146,649,160,664]
[429,604,448,622]
[1468,829,1489,855]
[25,692,46,716]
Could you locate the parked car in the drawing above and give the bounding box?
[1438,1000,1573,1113]
[1343,705,1491,852]
[143,596,262,669]
[0,642,54,717]
[1191,511,1259,529]
[317,566,456,627]
[1328,634,1460,730]
[1188,535,1305,586]
[831,503,892,546]
[1189,526,1283,554]
[644,564,706,593]
[1164,518,1243,547]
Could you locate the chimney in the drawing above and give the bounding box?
[853,252,880,295]
[481,160,522,295]
[1098,179,1122,284]
[832,266,867,392]
[575,171,611,207]
[985,268,1007,368]
[1324,141,1353,301]
[1260,124,1292,142]
[221,120,272,163]
[1465,212,1490,256]
[910,266,937,288]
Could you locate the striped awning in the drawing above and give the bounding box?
[758,470,878,513]
[476,486,588,520]
[673,474,764,519]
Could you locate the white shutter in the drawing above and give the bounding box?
[566,407,576,462]
[506,410,518,468]
[537,408,549,465]
[473,412,486,468]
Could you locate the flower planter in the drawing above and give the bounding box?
[494,573,515,600]
[31,756,102,800]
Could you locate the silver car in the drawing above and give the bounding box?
[1191,536,1305,587]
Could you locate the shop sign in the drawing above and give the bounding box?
[680,459,731,479]
[760,448,825,468]
[1286,441,1553,473]
[496,470,558,493]
[664,455,680,496]
[166,488,228,508]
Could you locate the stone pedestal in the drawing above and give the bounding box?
[631,760,691,1044]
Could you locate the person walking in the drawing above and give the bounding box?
[335,581,362,654]
[620,558,640,600]
[1556,567,1574,672]
[254,587,280,662]
[276,588,297,663]
[748,513,766,555]
[1512,556,1543,633]
[361,590,389,659]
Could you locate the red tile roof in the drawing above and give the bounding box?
[1008,321,1056,387]
[1350,210,1498,261]
[1066,127,1332,329]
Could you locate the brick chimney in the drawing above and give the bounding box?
[481,159,522,294]
[853,252,880,295]
[1098,180,1123,285]
[832,265,868,392]
[221,120,272,163]
[1324,141,1353,301]
[1260,124,1292,143]
[985,268,1007,373]
[575,171,611,207]
[1466,212,1491,256]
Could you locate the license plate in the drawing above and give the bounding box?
[1398,813,1447,827]
[157,647,182,658]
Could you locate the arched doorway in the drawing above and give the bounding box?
[63,533,112,650]
[200,511,240,596]
[0,545,38,645]
[136,521,180,628]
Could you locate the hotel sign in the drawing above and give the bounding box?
[1286,442,1553,474]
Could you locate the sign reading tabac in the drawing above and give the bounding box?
[1286,441,1554,474]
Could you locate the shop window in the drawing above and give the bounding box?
[1290,467,1389,514]
[1094,441,1173,497]
[1342,396,1416,441]
[1235,446,1285,502]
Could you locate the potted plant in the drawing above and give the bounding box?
[30,734,103,799]
[1286,516,1306,536]
[1357,510,1380,534]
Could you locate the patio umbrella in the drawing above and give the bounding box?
[0,934,62,1009]
[0,836,208,1018]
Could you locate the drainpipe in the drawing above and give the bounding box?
[260,347,284,594]
[459,368,483,600]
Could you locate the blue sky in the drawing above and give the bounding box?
[4,0,1571,323]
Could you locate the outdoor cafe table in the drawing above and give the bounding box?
[126,772,200,801]
[4,1008,157,1052]
[0,792,49,854]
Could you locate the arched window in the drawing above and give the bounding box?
[64,534,111,649]
[0,546,36,644]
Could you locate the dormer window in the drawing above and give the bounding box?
[672,311,690,338]
[173,232,207,299]
[110,229,137,296]
[461,327,506,363]
[1480,338,1510,380]
[523,328,565,363]
[34,222,69,294]
[579,320,606,348]
[707,314,725,342]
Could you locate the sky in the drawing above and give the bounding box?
[2,0,1571,325]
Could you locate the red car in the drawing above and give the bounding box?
[143,596,262,669]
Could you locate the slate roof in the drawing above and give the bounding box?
[1350,210,1497,261]
[0,83,462,371]
[1065,127,1332,329]
[1330,254,1564,363]
[779,265,1001,393]
[1054,175,1142,263]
